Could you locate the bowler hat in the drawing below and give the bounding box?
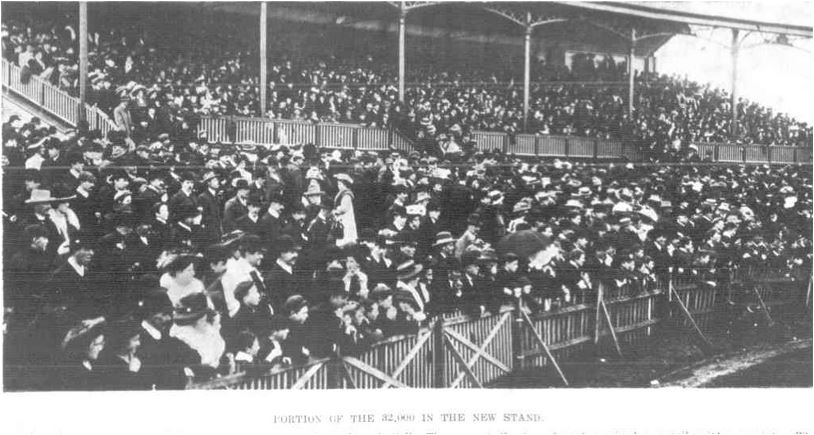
[173,293,213,324]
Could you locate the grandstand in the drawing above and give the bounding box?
[1,2,812,393]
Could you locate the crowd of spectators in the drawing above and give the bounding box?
[2,7,812,391]
[3,108,811,390]
[2,8,811,151]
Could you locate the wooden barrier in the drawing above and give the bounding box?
[567,137,595,158]
[320,123,356,149]
[472,131,506,152]
[190,357,332,390]
[744,145,769,164]
[194,115,411,151]
[597,140,624,159]
[797,147,812,164]
[771,146,796,164]
[537,135,568,157]
[519,304,594,369]
[233,118,275,145]
[187,271,804,390]
[350,331,436,388]
[697,143,717,161]
[357,128,390,151]
[276,119,316,146]
[513,134,537,156]
[441,311,514,388]
[2,59,118,135]
[717,144,742,162]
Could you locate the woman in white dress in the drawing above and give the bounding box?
[159,255,205,306]
[333,173,357,247]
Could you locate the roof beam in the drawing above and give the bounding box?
[480,5,569,29]
[562,2,813,38]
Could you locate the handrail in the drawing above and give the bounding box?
[1,58,117,134]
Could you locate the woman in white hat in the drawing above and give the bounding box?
[333,173,357,247]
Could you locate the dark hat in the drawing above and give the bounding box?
[137,288,173,318]
[173,293,212,323]
[284,294,308,314]
[235,179,250,190]
[106,317,143,348]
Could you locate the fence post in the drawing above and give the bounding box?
[315,123,323,148]
[511,298,524,371]
[564,137,570,158]
[328,350,344,389]
[793,147,798,165]
[534,135,539,157]
[741,146,746,164]
[593,139,599,160]
[38,80,45,106]
[353,125,360,150]
[503,133,510,154]
[433,317,445,388]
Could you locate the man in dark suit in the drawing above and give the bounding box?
[135,289,187,390]
[5,225,54,323]
[258,193,286,254]
[234,197,264,236]
[264,235,302,309]
[168,172,197,223]
[223,179,251,233]
[47,242,105,320]
[134,170,166,222]
[197,171,223,245]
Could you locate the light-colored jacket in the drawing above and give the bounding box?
[334,188,357,246]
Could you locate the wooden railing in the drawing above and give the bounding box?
[196,115,415,152]
[1,58,117,136]
[195,113,811,164]
[190,270,808,389]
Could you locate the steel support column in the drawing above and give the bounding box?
[627,28,636,116]
[259,2,268,117]
[79,2,88,122]
[398,3,406,103]
[523,17,532,132]
[730,29,739,139]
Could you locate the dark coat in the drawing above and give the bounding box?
[222,196,249,233]
[197,189,223,241]
[94,351,148,391]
